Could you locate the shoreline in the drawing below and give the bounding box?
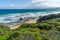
[9,13,59,29]
[10,19,37,29]
[0,11,59,24]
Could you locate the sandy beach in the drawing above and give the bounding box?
[10,19,37,29]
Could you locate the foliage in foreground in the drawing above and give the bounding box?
[0,21,60,40]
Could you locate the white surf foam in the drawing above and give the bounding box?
[0,11,60,24]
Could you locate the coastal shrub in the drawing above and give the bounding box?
[38,23,54,30]
[56,26,60,31]
[37,13,60,23]
[0,24,10,31]
[7,28,41,40]
[0,24,10,37]
[41,35,50,40]
[7,32,20,40]
[20,23,32,28]
[19,28,41,40]
[0,30,3,36]
[20,23,54,30]
[0,22,60,40]
[20,23,38,28]
[47,22,60,27]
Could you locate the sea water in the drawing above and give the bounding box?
[0,9,60,26]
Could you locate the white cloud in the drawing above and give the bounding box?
[29,0,60,9]
[0,0,60,9]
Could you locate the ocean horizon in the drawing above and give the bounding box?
[0,9,60,26]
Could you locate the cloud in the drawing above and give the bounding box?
[28,0,60,9]
[0,0,60,9]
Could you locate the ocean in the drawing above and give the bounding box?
[0,9,60,26]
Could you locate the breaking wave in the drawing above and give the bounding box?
[0,11,60,26]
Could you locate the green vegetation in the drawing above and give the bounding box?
[37,13,60,23]
[0,13,60,40]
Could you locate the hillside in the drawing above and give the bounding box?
[0,13,60,40]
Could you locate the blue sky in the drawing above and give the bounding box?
[0,0,31,4]
[0,0,60,9]
[0,0,31,9]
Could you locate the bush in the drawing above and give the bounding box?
[7,32,20,40]
[20,23,54,30]
[37,13,60,23]
[38,23,54,30]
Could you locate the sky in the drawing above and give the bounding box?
[0,0,60,9]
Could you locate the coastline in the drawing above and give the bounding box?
[0,11,59,24]
[10,19,37,29]
[9,13,60,29]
